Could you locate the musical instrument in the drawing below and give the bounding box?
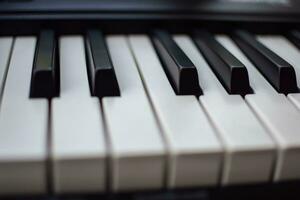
[0,0,300,199]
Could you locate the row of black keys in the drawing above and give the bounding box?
[30,29,300,98]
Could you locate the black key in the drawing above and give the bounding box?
[30,30,59,98]
[287,30,300,50]
[232,30,298,94]
[192,30,252,95]
[85,30,120,97]
[152,30,202,96]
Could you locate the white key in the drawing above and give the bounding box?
[0,37,48,194]
[175,35,275,185]
[128,35,222,188]
[218,35,300,181]
[103,36,165,191]
[0,37,13,98]
[52,36,106,193]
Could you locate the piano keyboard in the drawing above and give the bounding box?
[1,30,300,196]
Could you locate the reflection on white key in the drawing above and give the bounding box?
[52,36,106,193]
[0,37,13,98]
[128,35,222,188]
[218,36,300,181]
[0,37,48,194]
[175,35,275,185]
[103,36,165,191]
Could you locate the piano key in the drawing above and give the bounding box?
[152,30,202,96]
[128,35,222,188]
[175,35,275,185]
[30,30,59,98]
[0,37,48,194]
[192,30,251,95]
[287,30,300,49]
[85,30,120,97]
[0,37,13,96]
[256,35,300,88]
[232,30,298,94]
[52,36,107,193]
[219,35,300,181]
[256,36,300,121]
[103,36,165,191]
[246,94,300,182]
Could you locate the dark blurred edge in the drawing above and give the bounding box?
[1,0,300,35]
[1,180,300,200]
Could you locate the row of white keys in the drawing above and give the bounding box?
[217,36,300,181]
[2,34,299,195]
[0,37,48,194]
[175,35,275,185]
[128,35,222,188]
[103,36,165,192]
[51,36,107,194]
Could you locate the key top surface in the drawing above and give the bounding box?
[52,36,107,193]
[103,36,165,191]
[0,37,13,98]
[0,37,48,194]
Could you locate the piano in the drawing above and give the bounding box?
[0,0,300,199]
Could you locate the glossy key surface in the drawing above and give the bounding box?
[85,30,120,97]
[30,30,59,98]
[0,37,48,194]
[193,30,251,95]
[152,30,202,96]
[233,30,298,94]
[129,35,222,188]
